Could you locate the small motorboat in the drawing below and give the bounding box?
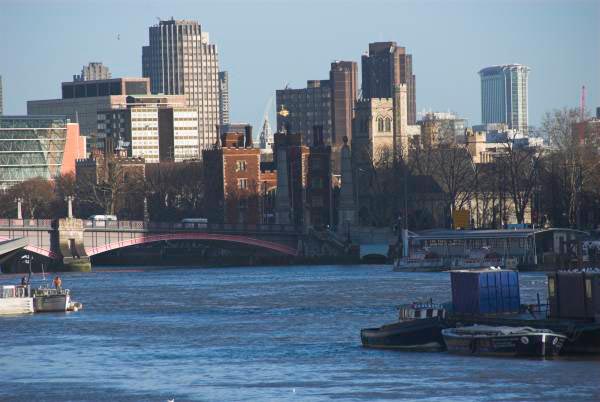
[33,286,72,312]
[361,302,448,351]
[442,325,567,357]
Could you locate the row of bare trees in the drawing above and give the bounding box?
[356,107,600,230]
[0,162,206,221]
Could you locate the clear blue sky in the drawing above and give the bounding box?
[1,0,598,131]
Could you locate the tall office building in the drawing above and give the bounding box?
[142,18,220,151]
[479,64,530,134]
[28,77,156,151]
[97,95,197,163]
[275,80,332,146]
[329,61,357,145]
[73,62,111,82]
[218,71,230,126]
[361,42,417,125]
[0,75,3,115]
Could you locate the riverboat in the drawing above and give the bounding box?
[442,325,567,357]
[0,285,34,315]
[361,302,448,350]
[449,247,503,270]
[393,249,445,271]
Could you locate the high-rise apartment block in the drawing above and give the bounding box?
[73,62,111,82]
[218,71,230,127]
[479,64,530,134]
[361,42,417,125]
[329,61,358,145]
[97,95,197,163]
[275,80,332,146]
[142,19,220,152]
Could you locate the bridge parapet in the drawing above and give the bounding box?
[0,219,53,229]
[82,220,301,234]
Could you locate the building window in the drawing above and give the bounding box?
[385,118,391,132]
[236,160,247,172]
[377,118,384,132]
[239,198,248,210]
[238,178,248,190]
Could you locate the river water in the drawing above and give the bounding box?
[0,265,598,401]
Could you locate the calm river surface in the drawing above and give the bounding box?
[1,265,599,401]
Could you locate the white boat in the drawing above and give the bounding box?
[393,249,446,271]
[33,287,72,312]
[450,247,503,270]
[0,285,34,315]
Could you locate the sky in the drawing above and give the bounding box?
[0,0,599,132]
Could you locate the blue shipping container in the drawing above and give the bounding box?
[451,270,520,315]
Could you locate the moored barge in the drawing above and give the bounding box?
[442,325,566,357]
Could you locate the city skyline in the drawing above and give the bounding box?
[0,0,598,133]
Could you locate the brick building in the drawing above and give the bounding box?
[203,126,277,224]
[274,129,332,227]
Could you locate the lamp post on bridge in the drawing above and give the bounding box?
[65,196,75,219]
[15,197,23,219]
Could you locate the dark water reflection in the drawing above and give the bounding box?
[0,265,598,401]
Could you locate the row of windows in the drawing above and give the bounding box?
[423,238,528,249]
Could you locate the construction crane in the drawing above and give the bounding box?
[580,85,586,122]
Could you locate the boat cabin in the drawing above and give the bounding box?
[398,302,446,321]
[1,285,30,298]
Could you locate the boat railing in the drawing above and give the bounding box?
[33,287,70,296]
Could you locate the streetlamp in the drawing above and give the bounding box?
[15,197,23,220]
[65,195,75,219]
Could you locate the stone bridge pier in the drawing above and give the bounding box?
[55,218,92,272]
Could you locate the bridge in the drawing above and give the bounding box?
[0,218,303,271]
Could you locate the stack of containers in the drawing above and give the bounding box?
[451,269,520,315]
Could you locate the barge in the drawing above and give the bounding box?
[442,325,566,357]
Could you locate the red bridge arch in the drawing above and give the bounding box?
[0,235,59,259]
[85,233,298,257]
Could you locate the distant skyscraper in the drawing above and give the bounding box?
[0,75,3,115]
[73,62,111,82]
[142,18,220,151]
[361,42,417,125]
[479,64,530,133]
[276,80,332,146]
[218,71,230,126]
[329,61,357,145]
[259,117,273,150]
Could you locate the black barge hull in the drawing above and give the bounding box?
[361,318,447,351]
[448,315,600,355]
[443,332,566,357]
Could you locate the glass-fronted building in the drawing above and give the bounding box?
[479,64,530,134]
[0,116,84,190]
